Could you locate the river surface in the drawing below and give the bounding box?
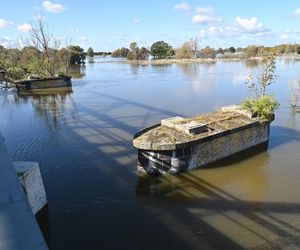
[0,57,299,249]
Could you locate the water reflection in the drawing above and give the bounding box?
[67,65,86,79]
[136,168,300,249]
[177,63,218,94]
[1,58,300,249]
[87,57,95,64]
[243,59,259,69]
[279,57,299,67]
[129,64,150,76]
[17,90,75,130]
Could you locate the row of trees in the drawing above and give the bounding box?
[110,40,245,60]
[127,42,149,60]
[111,40,300,61]
[237,44,300,57]
[111,41,176,60]
[111,47,129,57]
[111,43,149,60]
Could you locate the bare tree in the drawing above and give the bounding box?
[176,42,193,59]
[27,17,69,78]
[245,48,277,97]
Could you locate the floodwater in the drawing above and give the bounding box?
[0,57,299,249]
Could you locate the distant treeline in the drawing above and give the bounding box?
[94,52,112,56]
[110,40,300,60]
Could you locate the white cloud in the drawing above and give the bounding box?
[0,19,15,28]
[43,1,66,13]
[235,17,269,33]
[204,25,239,38]
[174,3,191,11]
[192,14,221,25]
[192,7,221,25]
[199,17,271,41]
[132,19,140,24]
[17,23,32,33]
[295,8,300,16]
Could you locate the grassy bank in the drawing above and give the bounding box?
[121,57,256,65]
[118,54,300,65]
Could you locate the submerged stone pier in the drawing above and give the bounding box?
[133,105,271,174]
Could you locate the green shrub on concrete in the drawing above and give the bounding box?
[242,95,279,120]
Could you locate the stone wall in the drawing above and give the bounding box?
[187,121,270,171]
[137,121,270,174]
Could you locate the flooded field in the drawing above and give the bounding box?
[0,57,299,249]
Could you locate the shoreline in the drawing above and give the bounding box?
[116,55,300,65]
[119,58,251,65]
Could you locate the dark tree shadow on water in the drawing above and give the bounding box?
[28,91,240,250]
[6,90,300,250]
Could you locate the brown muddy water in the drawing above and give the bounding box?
[0,57,299,249]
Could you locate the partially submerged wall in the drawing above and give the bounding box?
[187,121,270,170]
[134,106,271,174]
[137,121,270,174]
[0,132,48,250]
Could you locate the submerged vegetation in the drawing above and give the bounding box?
[0,18,85,83]
[86,47,94,57]
[127,42,149,60]
[150,41,174,59]
[242,48,280,120]
[111,47,129,58]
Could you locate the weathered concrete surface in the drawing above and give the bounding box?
[13,161,47,215]
[133,108,263,151]
[133,106,271,173]
[0,133,48,250]
[161,116,207,134]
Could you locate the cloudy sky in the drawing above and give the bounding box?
[1,0,300,51]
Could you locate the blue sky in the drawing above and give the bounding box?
[1,1,300,51]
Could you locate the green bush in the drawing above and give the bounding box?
[241,95,279,120]
[6,67,27,81]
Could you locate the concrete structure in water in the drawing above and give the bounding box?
[13,161,47,215]
[133,105,272,174]
[0,132,48,250]
[15,76,72,93]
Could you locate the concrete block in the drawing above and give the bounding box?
[185,121,207,134]
[13,161,47,215]
[161,116,207,134]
